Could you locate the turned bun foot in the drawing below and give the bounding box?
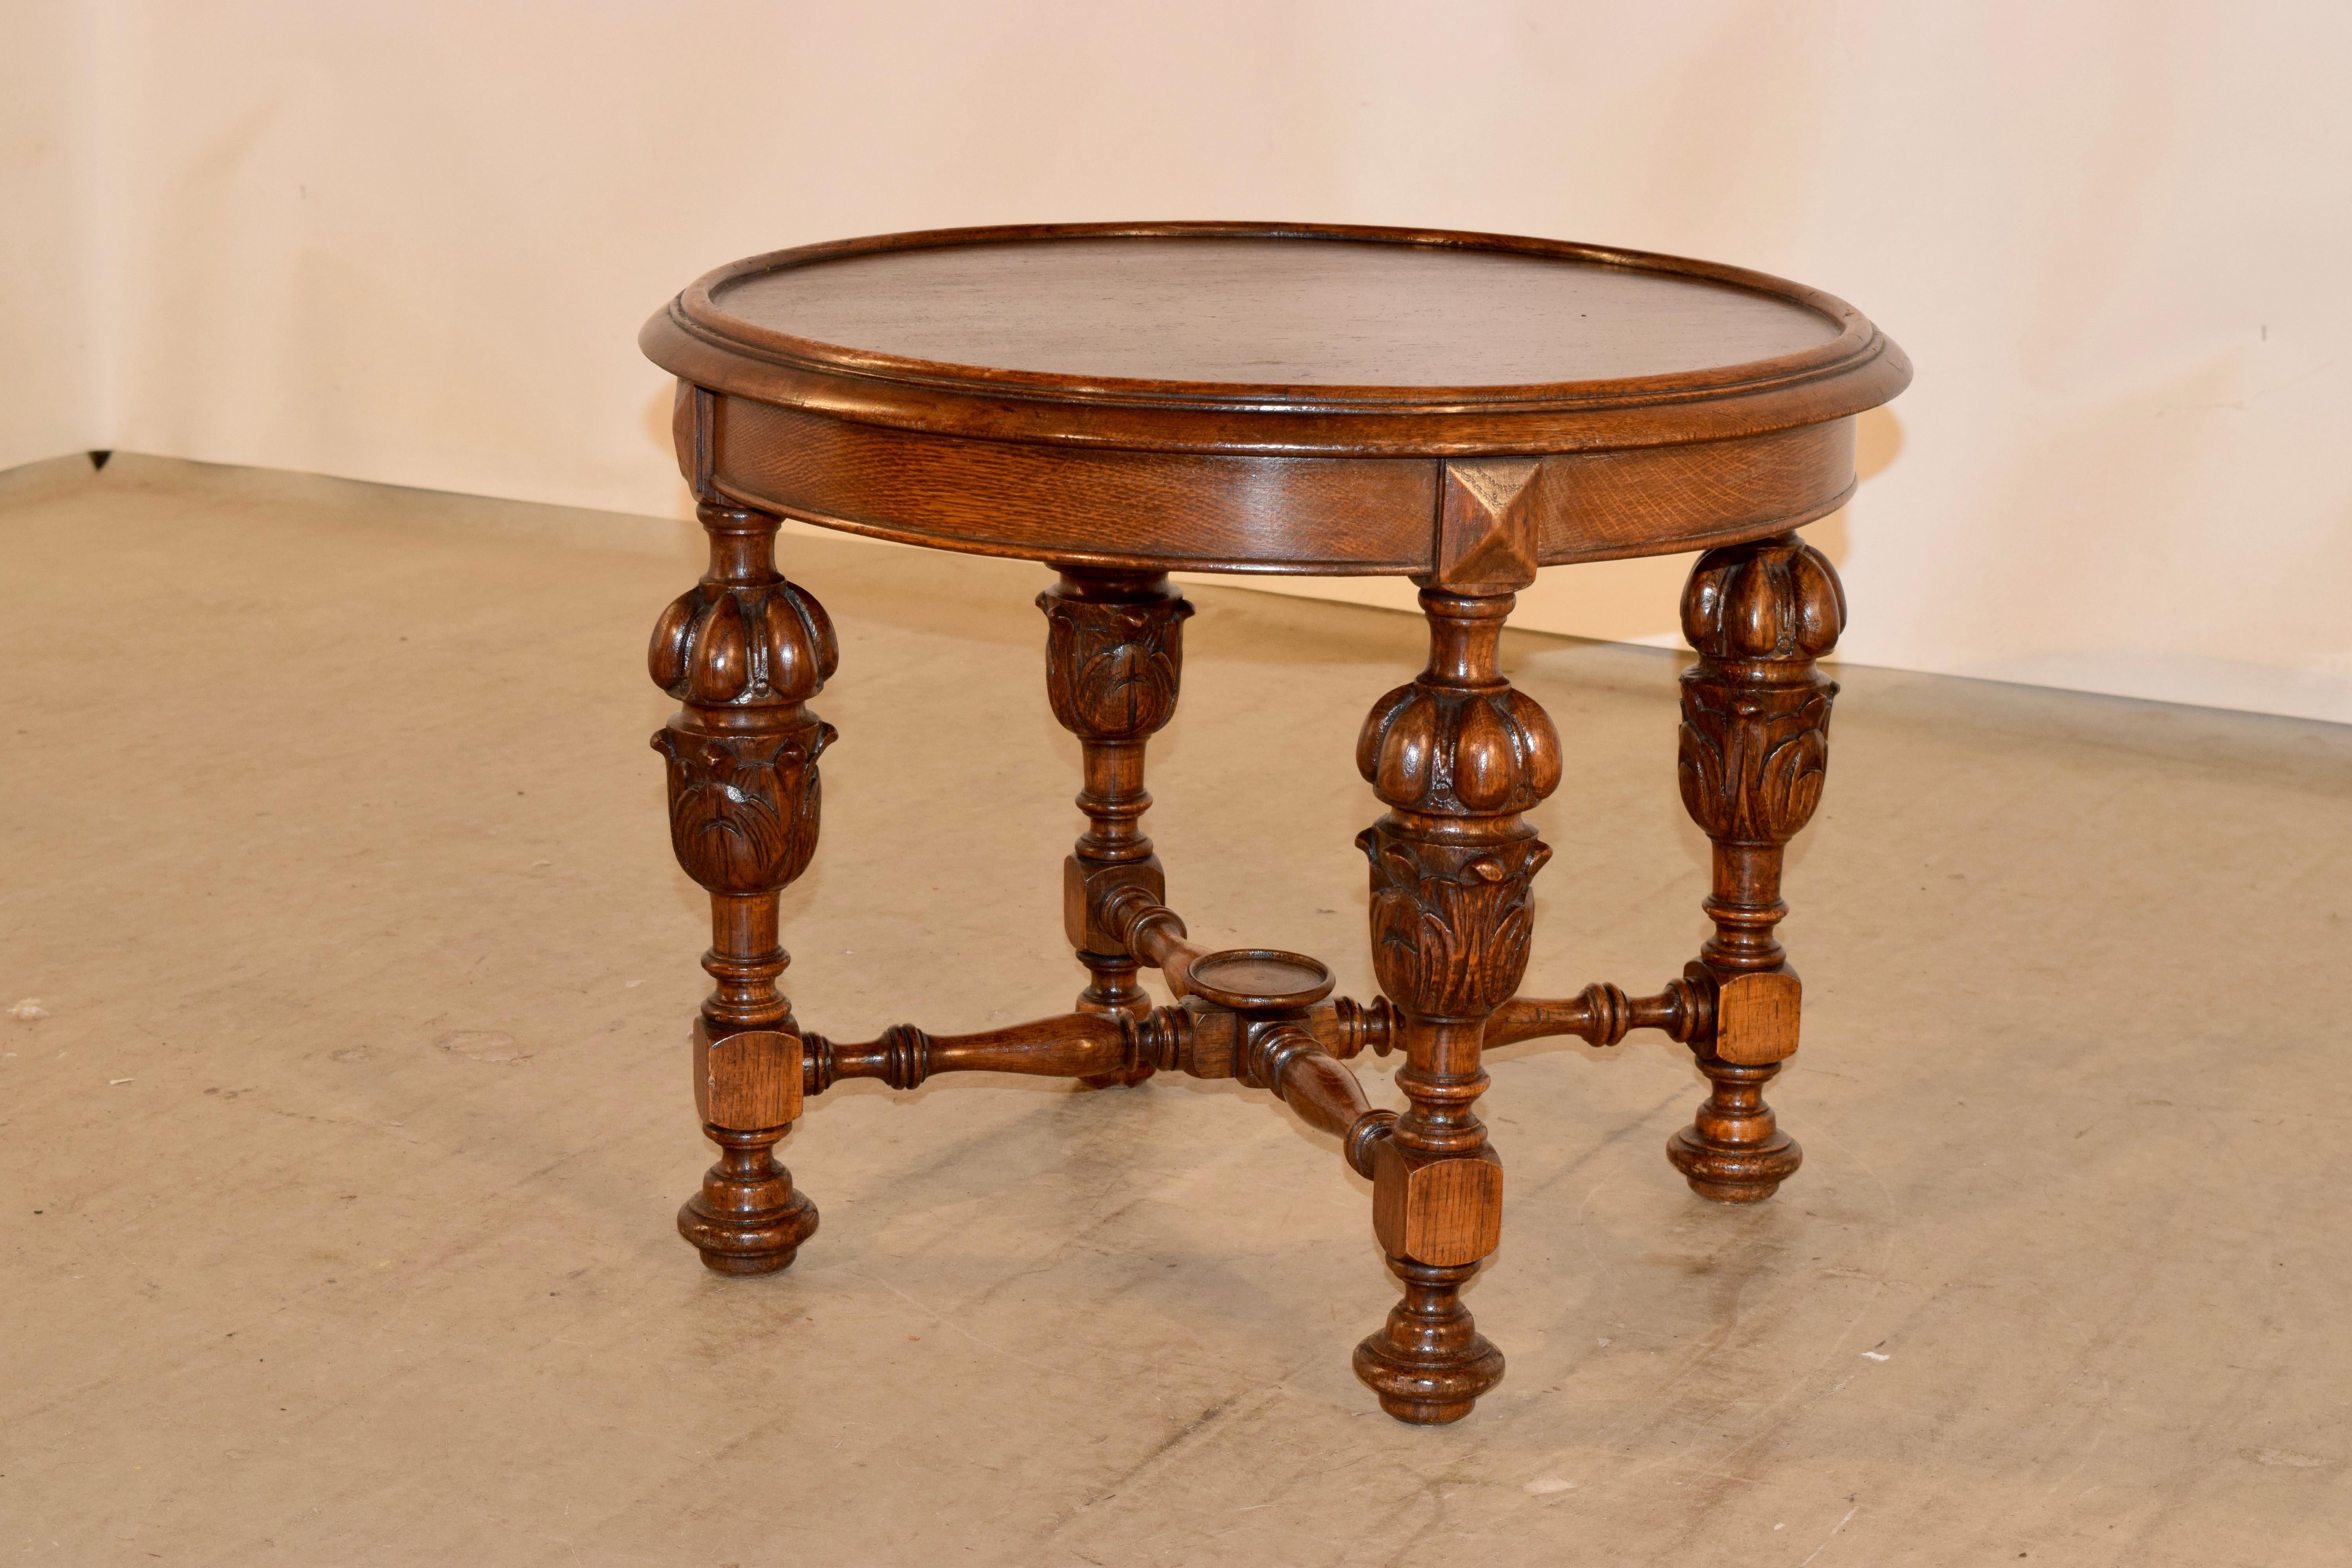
[1352,1261,1505,1424]
[1666,1058,1802,1201]
[1354,1333,1506,1425]
[679,1188,818,1274]
[678,1125,819,1274]
[1666,1125,1802,1201]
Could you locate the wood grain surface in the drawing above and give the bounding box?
[710,236,1838,386]
[644,221,1909,463]
[710,397,1854,574]
[636,223,1907,1425]
[646,223,1904,575]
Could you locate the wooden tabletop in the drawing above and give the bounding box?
[708,236,1840,388]
[642,224,1909,576]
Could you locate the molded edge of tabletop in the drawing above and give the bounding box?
[639,222,1912,458]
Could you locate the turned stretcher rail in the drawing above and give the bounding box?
[1244,1024,1399,1177]
[801,1011,1126,1092]
[800,995,1395,1093]
[1484,976,1711,1049]
[797,972,1714,1099]
[1099,887,1209,999]
[798,1006,1396,1178]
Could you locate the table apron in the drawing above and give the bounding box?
[704,397,1857,575]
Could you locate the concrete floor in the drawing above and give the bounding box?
[3,455,2348,1565]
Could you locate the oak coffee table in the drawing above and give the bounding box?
[637,223,1909,1424]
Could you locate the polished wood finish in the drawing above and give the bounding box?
[643,223,1906,457]
[1350,583,1556,1421]
[705,235,1840,386]
[1485,975,1709,1049]
[650,487,830,1275]
[1240,1024,1396,1172]
[693,1020,801,1131]
[1665,533,1844,1200]
[699,349,1857,575]
[1040,566,1191,1086]
[638,223,1906,1421]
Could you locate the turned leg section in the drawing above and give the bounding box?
[1667,533,1844,1202]
[649,492,835,1273]
[1351,563,1561,1422]
[1355,1262,1502,1424]
[1669,1052,1798,1202]
[1038,567,1192,1087]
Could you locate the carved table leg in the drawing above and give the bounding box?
[1667,533,1844,1201]
[1350,552,1561,1420]
[1038,568,1192,1087]
[649,496,835,1273]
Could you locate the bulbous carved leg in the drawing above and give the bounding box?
[650,495,836,1273]
[1038,568,1192,1088]
[1668,533,1844,1202]
[1352,585,1561,1423]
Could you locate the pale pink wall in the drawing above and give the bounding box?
[9,2,2350,720]
[0,4,105,474]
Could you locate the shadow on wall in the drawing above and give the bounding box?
[1797,401,1906,576]
[644,384,682,490]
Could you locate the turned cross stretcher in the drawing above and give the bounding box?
[637,223,1908,1424]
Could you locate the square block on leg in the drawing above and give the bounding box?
[1063,853,1165,953]
[1714,968,1802,1065]
[693,1017,803,1130]
[1372,1140,1503,1267]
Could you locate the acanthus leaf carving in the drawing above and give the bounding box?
[1358,824,1552,1019]
[1675,534,1842,848]
[1037,587,1193,741]
[652,718,834,897]
[1675,677,1835,844]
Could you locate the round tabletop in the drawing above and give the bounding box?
[641,223,1909,577]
